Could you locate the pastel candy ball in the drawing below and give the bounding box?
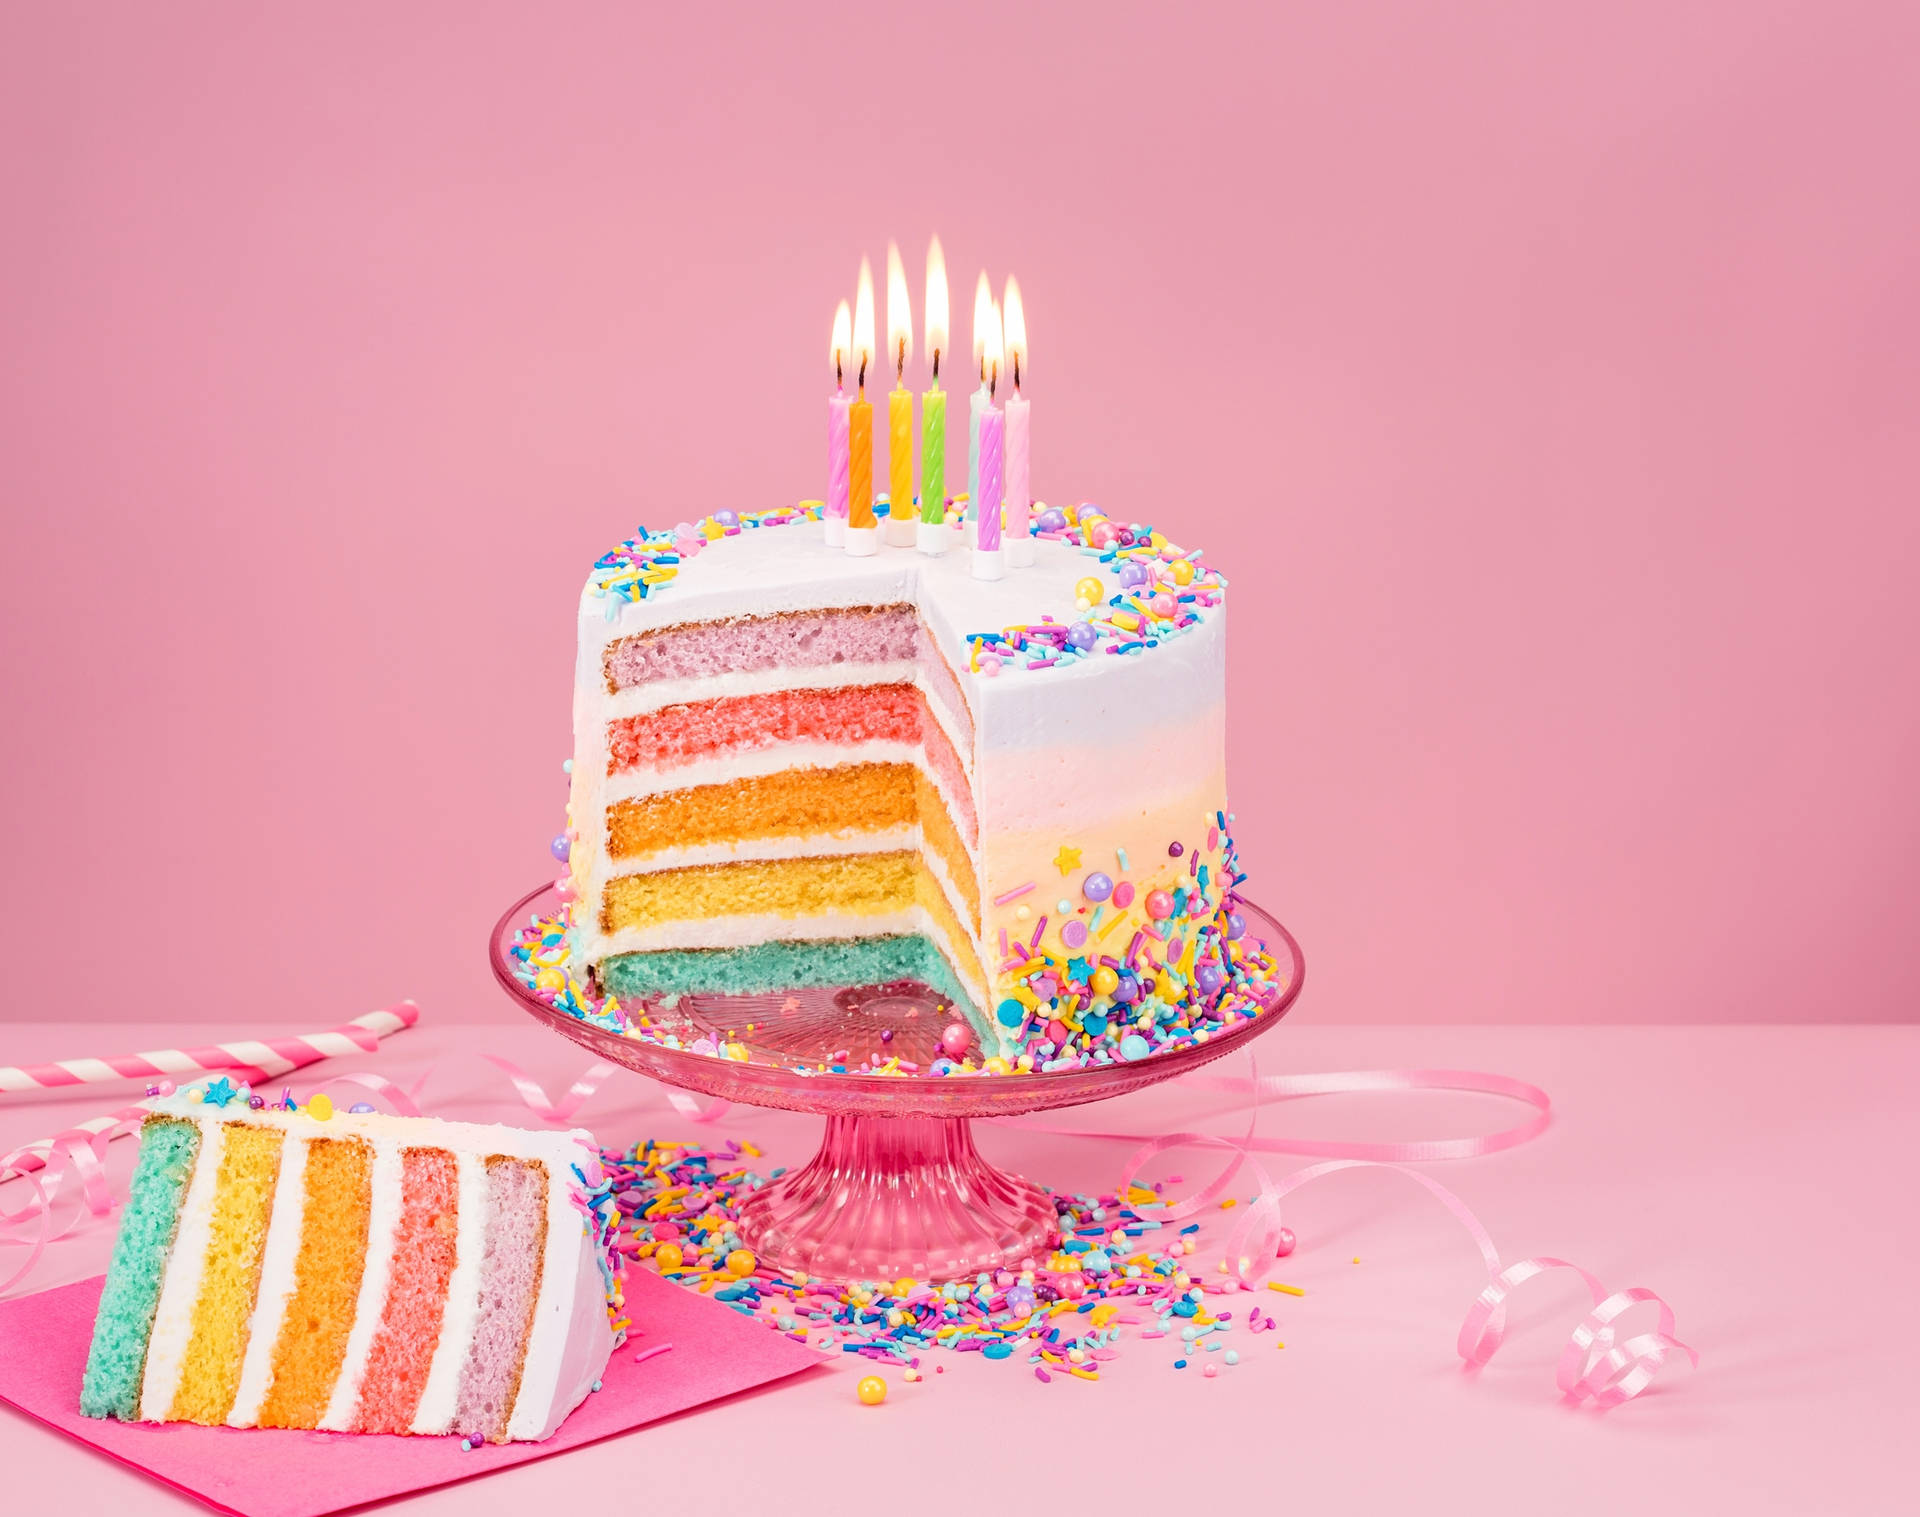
[1150,593,1177,617]
[1168,841,1184,857]
[1066,621,1098,650]
[857,1375,888,1406]
[978,653,1002,678]
[1111,974,1141,1004]
[1090,965,1120,997]
[1082,871,1114,903]
[1120,1034,1151,1061]
[1224,912,1247,940]
[1172,559,1196,586]
[307,1093,333,1121]
[725,1248,756,1276]
[550,833,572,863]
[1074,576,1104,605]
[654,1243,684,1270]
[1089,522,1118,549]
[1112,881,1136,909]
[1196,964,1227,994]
[1145,889,1175,920]
[1038,507,1068,532]
[1059,1273,1086,1299]
[1275,1227,1297,1258]
[1118,562,1150,589]
[713,509,739,527]
[940,1023,973,1059]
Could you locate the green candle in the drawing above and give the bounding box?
[920,383,946,526]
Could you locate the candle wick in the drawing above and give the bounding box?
[989,361,998,402]
[1013,352,1022,392]
[836,353,843,389]
[896,336,906,385]
[858,353,868,391]
[931,348,941,384]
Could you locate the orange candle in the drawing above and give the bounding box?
[846,255,878,554]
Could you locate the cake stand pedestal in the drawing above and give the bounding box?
[490,886,1304,1282]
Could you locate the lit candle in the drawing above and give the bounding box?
[966,270,992,541]
[918,235,950,554]
[1002,274,1033,568]
[885,242,916,547]
[847,257,878,556]
[973,297,1005,582]
[826,300,852,547]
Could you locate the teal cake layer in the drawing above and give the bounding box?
[601,935,974,1019]
[81,1116,202,1420]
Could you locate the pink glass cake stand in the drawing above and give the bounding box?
[490,884,1304,1283]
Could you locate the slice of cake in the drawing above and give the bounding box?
[80,1083,621,1444]
[565,503,1246,1062]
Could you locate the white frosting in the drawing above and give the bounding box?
[318,1138,404,1429]
[507,1137,616,1441]
[227,1132,307,1427]
[138,1117,227,1419]
[135,1096,615,1443]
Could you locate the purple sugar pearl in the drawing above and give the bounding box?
[550,833,571,863]
[1066,621,1098,650]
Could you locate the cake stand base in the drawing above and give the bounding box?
[737,1113,1055,1282]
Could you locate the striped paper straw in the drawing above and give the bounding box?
[0,1002,419,1097]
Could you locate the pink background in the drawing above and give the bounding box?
[3,2,1916,1028]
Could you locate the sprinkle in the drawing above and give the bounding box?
[993,882,1037,906]
[1267,1283,1305,1296]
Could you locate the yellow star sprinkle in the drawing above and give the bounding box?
[1053,844,1082,874]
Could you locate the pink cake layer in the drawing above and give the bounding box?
[600,607,973,732]
[605,684,977,844]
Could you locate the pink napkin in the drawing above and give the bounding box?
[0,1269,826,1517]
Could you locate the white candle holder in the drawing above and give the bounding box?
[1007,535,1036,568]
[916,521,949,555]
[824,516,847,548]
[845,524,879,557]
[971,545,1005,581]
[886,512,917,548]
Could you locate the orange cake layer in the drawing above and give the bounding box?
[604,762,980,923]
[255,1136,372,1429]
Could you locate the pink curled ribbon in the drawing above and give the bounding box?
[1007,1058,1695,1407]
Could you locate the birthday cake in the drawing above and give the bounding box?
[561,501,1270,1065]
[80,1085,622,1444]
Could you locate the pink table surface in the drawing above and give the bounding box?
[3,1020,1914,1516]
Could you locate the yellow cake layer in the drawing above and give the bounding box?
[169,1123,286,1425]
[599,850,986,991]
[605,762,980,927]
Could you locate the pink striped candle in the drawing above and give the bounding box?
[972,401,1005,580]
[825,299,852,547]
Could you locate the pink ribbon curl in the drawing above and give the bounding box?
[1008,1059,1694,1408]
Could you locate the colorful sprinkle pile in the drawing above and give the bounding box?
[588,503,824,612]
[964,502,1228,675]
[599,1138,1288,1380]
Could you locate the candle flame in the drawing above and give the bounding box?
[924,235,949,381]
[853,257,876,389]
[981,297,1004,398]
[972,270,994,379]
[829,300,852,388]
[1002,275,1027,391]
[886,241,912,379]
